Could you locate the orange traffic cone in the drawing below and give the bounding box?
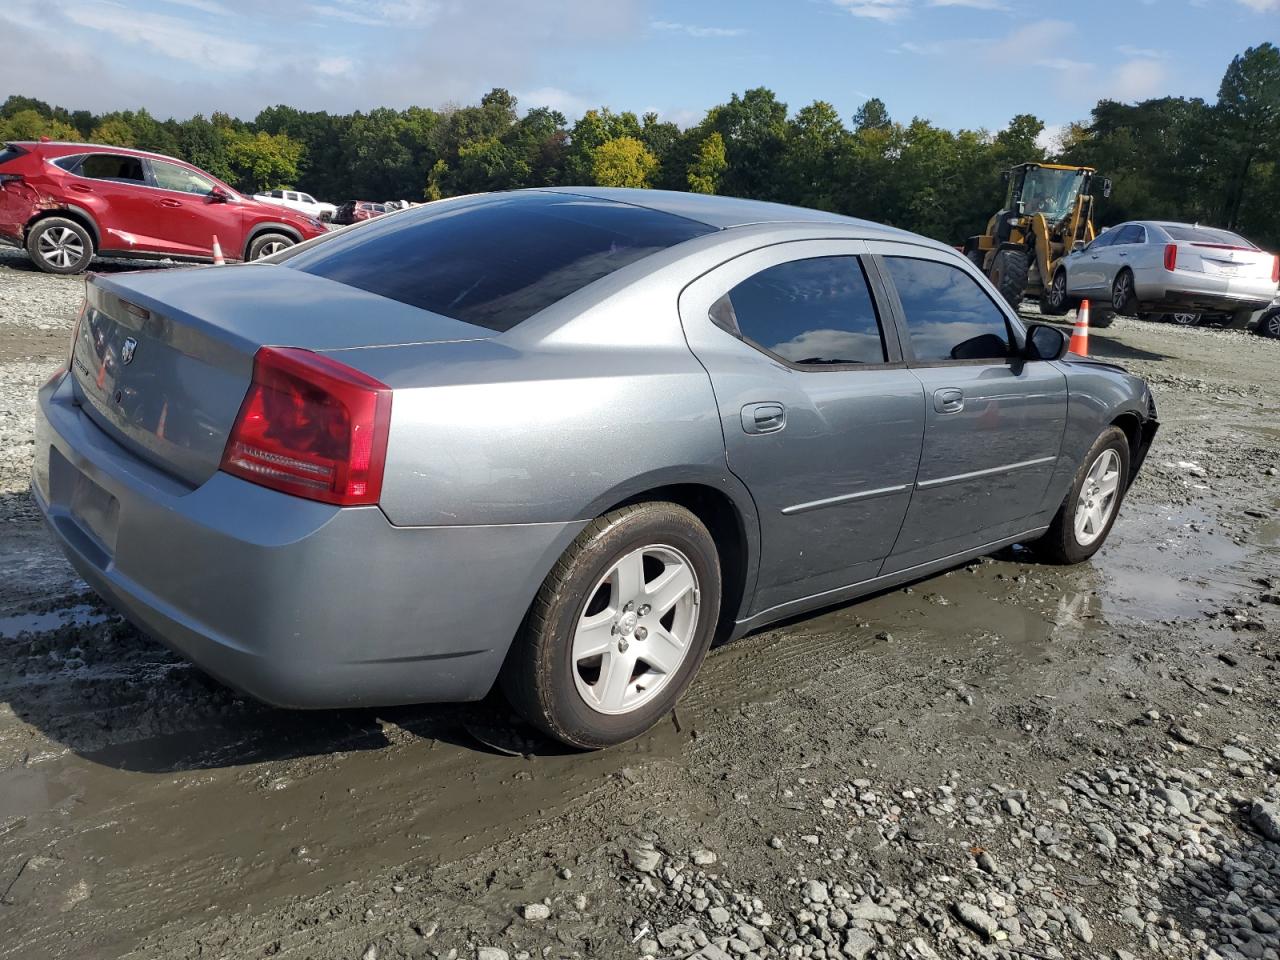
[1069,300,1090,356]
[211,235,225,265]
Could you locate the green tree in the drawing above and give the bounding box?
[1212,43,1280,232]
[703,88,789,200]
[0,109,78,141]
[90,116,137,147]
[590,136,658,188]
[687,132,727,194]
[223,130,303,192]
[780,101,849,210]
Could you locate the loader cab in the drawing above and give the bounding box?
[1003,163,1101,222]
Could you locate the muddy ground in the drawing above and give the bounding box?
[0,247,1277,960]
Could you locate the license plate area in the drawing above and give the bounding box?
[73,477,118,556]
[1204,260,1243,277]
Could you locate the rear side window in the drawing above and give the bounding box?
[1163,224,1254,248]
[883,256,1012,363]
[79,154,146,183]
[287,193,715,332]
[712,256,887,365]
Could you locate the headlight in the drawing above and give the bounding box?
[305,217,325,230]
[1006,215,1020,227]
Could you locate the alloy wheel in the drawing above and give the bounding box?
[37,227,85,269]
[255,240,289,259]
[1170,312,1200,326]
[1074,449,1122,547]
[1112,272,1132,312]
[1049,271,1067,309]
[1265,312,1280,339]
[572,544,700,715]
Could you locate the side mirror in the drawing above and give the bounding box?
[1102,178,1112,199]
[1025,323,1070,361]
[208,187,230,203]
[1072,239,1087,252]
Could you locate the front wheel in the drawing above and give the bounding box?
[248,232,295,261]
[990,248,1030,309]
[501,502,721,749]
[1166,312,1201,326]
[1034,426,1130,564]
[1040,268,1071,316]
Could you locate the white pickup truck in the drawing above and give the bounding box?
[253,189,337,222]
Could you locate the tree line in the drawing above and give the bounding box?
[2,42,1277,249]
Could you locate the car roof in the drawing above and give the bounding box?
[9,140,187,165]
[538,186,919,237]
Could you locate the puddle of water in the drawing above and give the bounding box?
[0,604,111,638]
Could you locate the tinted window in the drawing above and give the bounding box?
[0,145,27,168]
[1163,224,1254,247]
[1088,230,1118,250]
[287,193,715,331]
[80,154,146,183]
[52,154,84,172]
[884,256,1012,362]
[714,257,886,365]
[151,159,216,195]
[1111,224,1145,244]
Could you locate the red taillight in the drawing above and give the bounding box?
[1163,243,1177,272]
[1272,255,1279,284]
[220,346,392,506]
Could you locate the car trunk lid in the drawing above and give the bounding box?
[70,264,488,487]
[1179,242,1273,280]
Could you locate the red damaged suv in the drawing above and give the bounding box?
[0,141,328,274]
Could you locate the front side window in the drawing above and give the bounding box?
[1111,224,1145,245]
[79,154,146,183]
[300,194,315,204]
[712,256,887,365]
[883,256,1012,363]
[150,159,216,195]
[1088,229,1118,251]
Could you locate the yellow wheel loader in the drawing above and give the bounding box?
[963,162,1112,323]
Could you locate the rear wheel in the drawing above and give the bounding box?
[965,248,986,271]
[1258,309,1280,339]
[501,502,721,749]
[1040,268,1071,316]
[990,248,1030,309]
[1034,426,1130,564]
[1090,308,1116,328]
[1167,311,1201,326]
[26,217,94,274]
[248,232,295,261]
[1111,268,1137,315]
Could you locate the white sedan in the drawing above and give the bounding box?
[1047,221,1278,327]
[253,189,337,222]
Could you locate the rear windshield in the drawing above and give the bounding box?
[285,192,715,332]
[0,144,28,167]
[1164,224,1254,248]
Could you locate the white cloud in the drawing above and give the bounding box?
[650,20,746,38]
[1108,58,1170,101]
[517,86,594,118]
[1036,122,1066,152]
[61,1,261,71]
[1236,0,1278,10]
[928,0,1005,8]
[311,0,440,26]
[315,56,355,77]
[831,0,912,22]
[1115,43,1167,59]
[1036,57,1094,71]
[156,0,234,13]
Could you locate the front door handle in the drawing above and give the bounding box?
[157,198,183,207]
[69,183,93,192]
[741,402,786,435]
[933,388,964,414]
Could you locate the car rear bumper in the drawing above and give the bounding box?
[1135,271,1277,313]
[33,372,586,709]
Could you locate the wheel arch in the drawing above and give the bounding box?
[590,477,760,644]
[1110,408,1157,485]
[243,222,302,259]
[25,207,100,250]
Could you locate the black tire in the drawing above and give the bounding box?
[501,502,722,750]
[989,248,1030,309]
[1091,308,1116,328]
[1039,268,1071,316]
[247,232,295,261]
[26,217,94,275]
[1034,426,1131,565]
[1257,308,1280,339]
[1110,268,1137,315]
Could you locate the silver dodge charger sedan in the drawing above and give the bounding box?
[33,188,1158,748]
[1046,220,1279,326]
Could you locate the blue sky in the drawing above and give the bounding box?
[0,0,1274,143]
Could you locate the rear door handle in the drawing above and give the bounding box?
[933,388,964,414]
[157,198,182,207]
[741,402,786,435]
